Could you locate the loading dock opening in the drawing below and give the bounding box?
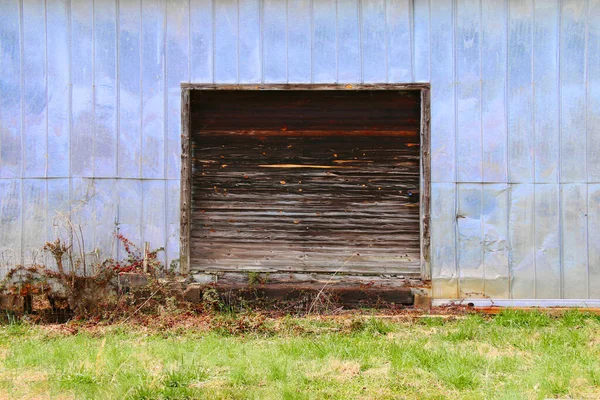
[180,84,430,281]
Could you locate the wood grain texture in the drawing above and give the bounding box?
[188,89,422,276]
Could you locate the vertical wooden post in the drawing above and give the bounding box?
[420,86,432,281]
[180,87,192,275]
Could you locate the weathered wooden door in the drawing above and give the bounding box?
[188,89,422,277]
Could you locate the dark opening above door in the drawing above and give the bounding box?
[188,89,422,276]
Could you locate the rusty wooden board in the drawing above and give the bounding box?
[185,88,423,276]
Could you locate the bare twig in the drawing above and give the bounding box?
[307,253,357,315]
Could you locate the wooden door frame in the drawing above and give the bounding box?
[180,83,431,281]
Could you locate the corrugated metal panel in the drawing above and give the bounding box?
[589,0,600,182]
[0,180,21,274]
[0,0,598,299]
[533,0,559,183]
[561,183,588,298]
[336,0,360,83]
[22,0,47,178]
[481,0,507,183]
[46,0,70,178]
[430,183,457,299]
[560,0,587,183]
[482,184,509,298]
[0,0,22,179]
[457,183,484,297]
[508,0,534,184]
[71,0,95,177]
[509,184,535,298]
[534,184,560,298]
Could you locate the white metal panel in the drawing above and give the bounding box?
[588,184,600,297]
[0,180,21,274]
[141,0,166,179]
[482,184,509,298]
[190,0,213,82]
[45,178,69,271]
[412,0,429,82]
[560,0,587,183]
[143,180,167,263]
[239,0,261,83]
[455,0,482,183]
[386,0,411,82]
[71,0,94,177]
[93,179,118,262]
[0,0,22,179]
[534,184,560,298]
[214,0,238,83]
[430,183,457,299]
[166,0,189,179]
[361,0,387,82]
[429,0,455,183]
[22,179,47,265]
[312,0,337,82]
[481,0,507,183]
[46,0,70,178]
[46,178,70,241]
[508,0,533,183]
[287,0,311,82]
[457,183,484,297]
[561,183,588,298]
[116,179,143,259]
[118,0,143,179]
[589,0,600,181]
[94,0,118,178]
[509,184,535,298]
[263,0,287,82]
[336,0,361,83]
[71,178,96,265]
[533,0,559,183]
[166,179,180,269]
[22,0,47,178]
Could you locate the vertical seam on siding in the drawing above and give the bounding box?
[409,0,414,82]
[116,0,120,181]
[558,0,563,299]
[44,0,49,252]
[358,0,363,83]
[453,0,459,297]
[211,0,215,83]
[335,0,339,83]
[163,0,168,263]
[19,0,25,263]
[585,0,590,299]
[479,0,484,295]
[310,0,314,83]
[188,0,191,82]
[532,0,536,299]
[237,0,240,83]
[139,0,143,179]
[260,0,264,83]
[44,0,49,179]
[384,0,388,83]
[286,0,289,83]
[139,0,144,241]
[92,0,96,178]
[67,0,73,268]
[427,0,431,81]
[506,0,512,298]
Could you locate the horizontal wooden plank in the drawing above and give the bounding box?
[190,89,421,275]
[191,90,420,131]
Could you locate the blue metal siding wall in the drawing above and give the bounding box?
[1,0,599,300]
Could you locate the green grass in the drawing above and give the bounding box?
[0,310,599,399]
